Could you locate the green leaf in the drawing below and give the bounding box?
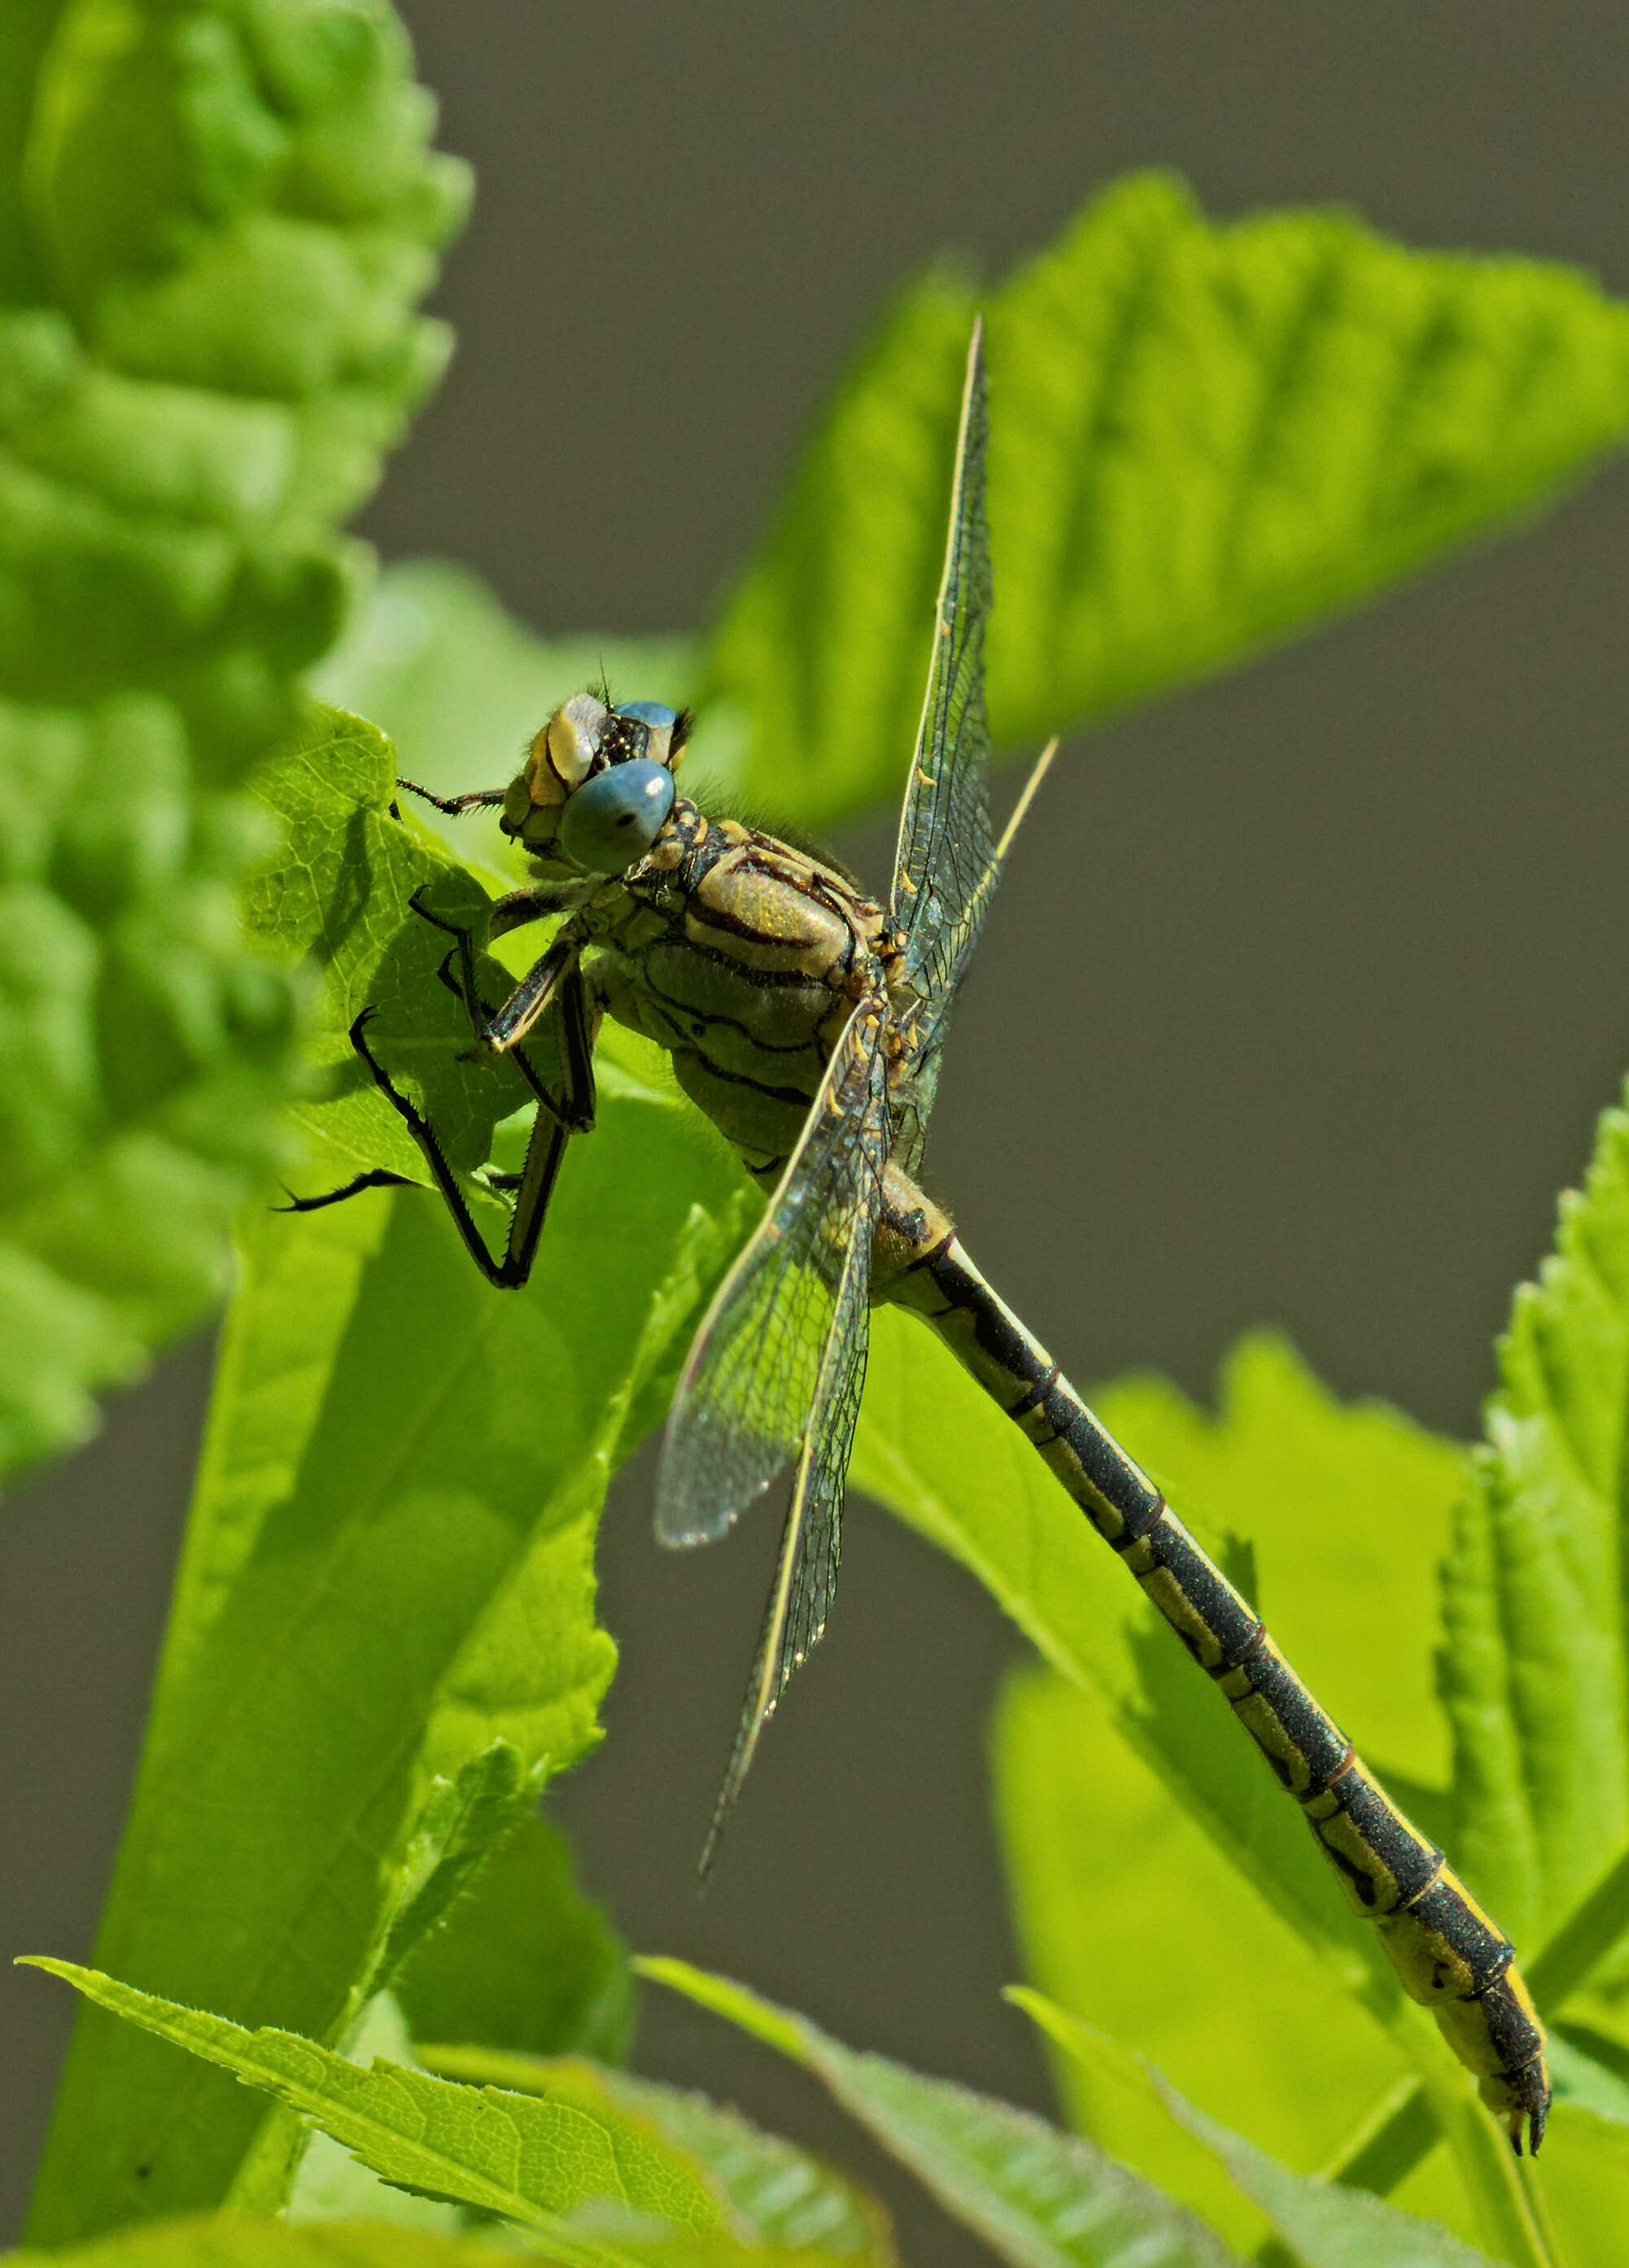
[0,0,467,1480]
[416,2047,897,2263]
[26,717,755,2241]
[1548,2031,1629,2129]
[241,700,540,1197]
[1442,1080,1629,1969]
[285,1994,466,2237]
[2,2209,625,2268]
[638,1957,1247,2268]
[1011,1992,1505,2268]
[21,1959,726,2257]
[395,1812,635,2069]
[707,172,1629,832]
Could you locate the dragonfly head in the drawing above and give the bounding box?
[502,692,693,875]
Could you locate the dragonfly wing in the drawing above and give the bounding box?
[656,1000,889,1549]
[698,1211,873,1873]
[890,317,998,1138]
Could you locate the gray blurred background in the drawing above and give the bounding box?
[7,7,1629,2257]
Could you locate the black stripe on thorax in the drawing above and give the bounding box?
[670,1047,819,1112]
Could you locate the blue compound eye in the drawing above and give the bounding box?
[614,699,682,769]
[557,757,675,873]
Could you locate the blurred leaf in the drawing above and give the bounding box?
[707,172,1629,832]
[1011,1993,1505,2268]
[1442,1081,1629,1974]
[0,0,468,1478]
[1,2207,867,2268]
[25,719,756,2241]
[639,1958,1245,2268]
[23,1959,727,2253]
[395,1812,635,2069]
[417,2047,897,2263]
[2,2209,625,2268]
[1548,2031,1629,2128]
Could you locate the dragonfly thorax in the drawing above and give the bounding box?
[591,805,892,1186]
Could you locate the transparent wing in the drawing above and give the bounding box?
[656,1001,889,1550]
[890,318,998,1045]
[697,1202,874,1873]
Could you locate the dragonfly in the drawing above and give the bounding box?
[295,321,1549,2153]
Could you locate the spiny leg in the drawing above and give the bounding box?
[471,958,599,1137]
[274,1167,416,1214]
[407,890,594,1135]
[396,779,507,816]
[408,888,486,1038]
[347,1007,565,1289]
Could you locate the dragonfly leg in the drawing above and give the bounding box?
[408,889,487,1037]
[488,885,563,941]
[550,962,599,1134]
[273,1167,417,1214]
[347,1006,565,1289]
[406,893,590,1129]
[396,778,507,817]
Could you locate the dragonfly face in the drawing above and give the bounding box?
[484,691,900,1184]
[499,692,690,877]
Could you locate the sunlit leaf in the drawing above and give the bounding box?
[25,716,756,2242]
[395,1812,635,2070]
[416,2045,897,2263]
[24,1960,725,2257]
[1442,1082,1629,1976]
[3,2209,611,2268]
[708,172,1629,831]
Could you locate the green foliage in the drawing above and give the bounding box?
[1011,1993,1504,2268]
[395,1812,635,2069]
[24,1964,891,2268]
[25,709,756,2243]
[707,172,1629,831]
[23,1959,730,2251]
[19,59,1629,2268]
[0,0,466,1479]
[644,1955,1515,2268]
[1443,1084,1629,1960]
[241,701,539,1193]
[5,2211,607,2268]
[416,2048,897,2262]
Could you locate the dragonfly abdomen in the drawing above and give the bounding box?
[876,1165,1550,2152]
